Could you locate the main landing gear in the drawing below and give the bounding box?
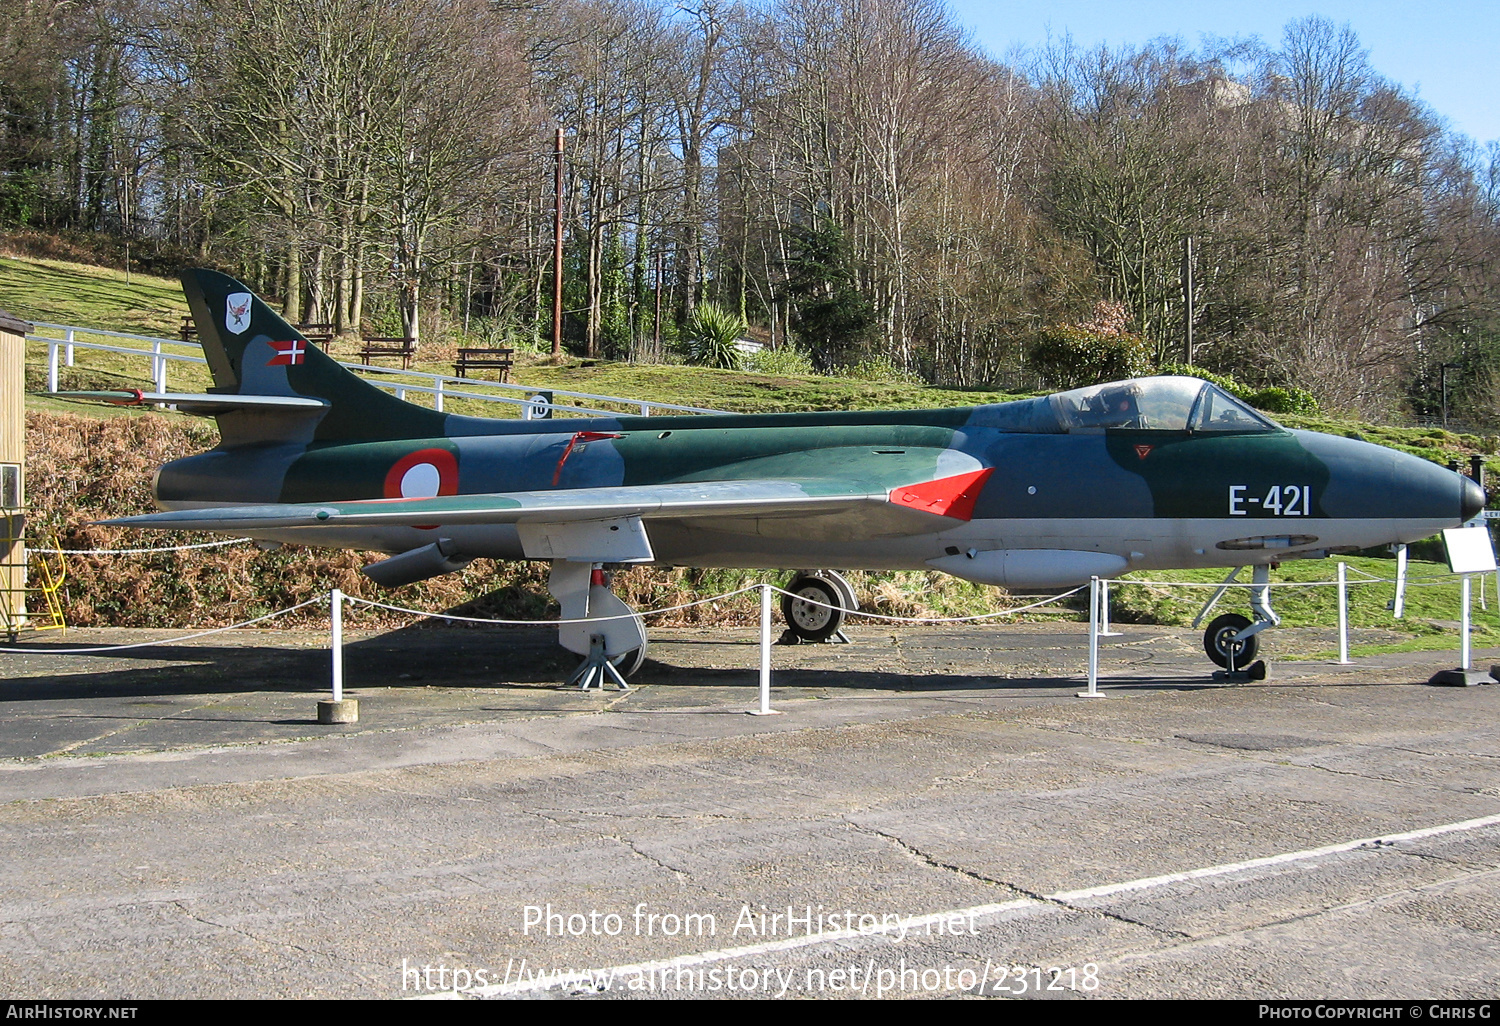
[548,562,647,690]
[1197,564,1279,678]
[780,571,857,644]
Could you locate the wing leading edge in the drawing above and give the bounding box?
[103,470,994,536]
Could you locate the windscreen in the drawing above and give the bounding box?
[1189,383,1278,433]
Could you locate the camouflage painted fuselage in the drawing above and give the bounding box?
[149,370,1479,586]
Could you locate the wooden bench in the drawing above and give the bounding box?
[180,317,332,351]
[454,347,515,382]
[360,336,417,369]
[294,323,334,351]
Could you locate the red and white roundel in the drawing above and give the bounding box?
[384,448,459,499]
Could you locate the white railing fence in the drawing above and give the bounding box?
[27,322,731,419]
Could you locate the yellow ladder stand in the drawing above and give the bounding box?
[28,533,67,634]
[0,519,66,641]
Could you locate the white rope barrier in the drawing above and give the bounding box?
[341,582,1085,627]
[760,584,1086,623]
[0,562,1488,714]
[342,585,764,626]
[1121,574,1468,588]
[0,597,324,654]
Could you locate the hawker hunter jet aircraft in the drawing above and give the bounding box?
[56,269,1484,680]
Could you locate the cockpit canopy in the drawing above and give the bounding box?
[972,377,1281,434]
[1051,377,1277,432]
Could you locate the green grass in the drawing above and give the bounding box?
[1107,555,1500,655]
[508,361,1023,415]
[0,254,187,336]
[1281,412,1500,487]
[5,252,1500,466]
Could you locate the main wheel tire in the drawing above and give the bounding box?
[781,575,845,643]
[1204,613,1258,668]
[610,641,648,680]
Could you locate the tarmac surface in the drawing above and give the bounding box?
[0,619,1497,1000]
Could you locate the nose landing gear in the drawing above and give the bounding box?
[1197,564,1278,678]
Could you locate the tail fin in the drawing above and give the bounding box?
[183,268,448,443]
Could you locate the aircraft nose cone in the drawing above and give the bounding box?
[1462,475,1487,522]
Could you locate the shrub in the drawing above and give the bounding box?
[680,303,746,370]
[1246,386,1319,416]
[843,355,917,384]
[1155,362,1320,416]
[747,344,815,376]
[1027,325,1151,388]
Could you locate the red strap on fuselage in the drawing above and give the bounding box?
[552,431,623,487]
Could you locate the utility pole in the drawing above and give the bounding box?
[1442,362,1461,429]
[653,250,663,358]
[122,162,131,286]
[1181,236,1194,365]
[552,127,565,362]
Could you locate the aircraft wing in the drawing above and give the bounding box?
[102,470,992,536]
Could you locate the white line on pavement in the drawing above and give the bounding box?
[430,811,1500,999]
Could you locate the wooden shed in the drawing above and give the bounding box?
[0,309,27,634]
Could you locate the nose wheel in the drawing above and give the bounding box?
[1204,613,1258,668]
[1195,564,1278,676]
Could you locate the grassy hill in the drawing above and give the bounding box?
[0,254,188,337]
[0,252,1023,417]
[2,250,1495,651]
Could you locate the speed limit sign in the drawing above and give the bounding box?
[524,391,553,420]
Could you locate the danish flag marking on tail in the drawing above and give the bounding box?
[225,292,252,334]
[267,339,306,366]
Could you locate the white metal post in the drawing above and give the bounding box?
[1078,577,1103,698]
[64,327,74,367]
[47,342,58,393]
[331,588,344,702]
[1099,578,1121,636]
[1393,544,1408,619]
[435,378,445,412]
[1461,575,1472,670]
[751,584,780,715]
[1336,561,1350,664]
[152,340,166,392]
